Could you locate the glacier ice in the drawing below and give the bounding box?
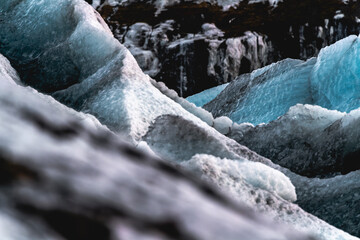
[310,35,360,112]
[182,154,297,202]
[0,0,217,141]
[1,0,360,239]
[0,58,318,240]
[0,0,115,92]
[187,83,229,107]
[296,169,360,238]
[203,35,360,125]
[204,58,316,125]
[143,115,359,240]
[181,154,359,240]
[228,104,360,177]
[0,54,22,86]
[213,116,233,135]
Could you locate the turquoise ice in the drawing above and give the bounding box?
[196,35,360,125]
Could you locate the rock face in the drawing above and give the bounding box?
[88,0,360,96]
[119,21,270,97]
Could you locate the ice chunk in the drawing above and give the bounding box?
[0,0,115,92]
[296,169,360,239]
[229,104,347,177]
[214,116,233,134]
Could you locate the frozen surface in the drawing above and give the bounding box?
[296,170,360,238]
[187,83,229,107]
[181,154,359,240]
[144,115,359,240]
[0,0,217,141]
[0,54,22,86]
[310,35,360,112]
[205,35,360,125]
[0,75,315,240]
[182,154,296,202]
[229,103,360,178]
[213,116,233,134]
[205,58,315,125]
[1,1,360,239]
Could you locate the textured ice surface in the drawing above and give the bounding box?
[296,169,360,238]
[213,116,233,134]
[187,83,229,107]
[182,154,296,202]
[229,104,351,177]
[205,58,316,125]
[1,1,360,239]
[0,54,21,85]
[0,0,217,141]
[310,35,360,112]
[0,74,315,240]
[205,35,360,125]
[181,154,359,240]
[144,115,359,240]
[0,0,114,92]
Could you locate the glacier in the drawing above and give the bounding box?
[0,71,315,240]
[143,114,360,239]
[1,0,360,239]
[188,34,360,236]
